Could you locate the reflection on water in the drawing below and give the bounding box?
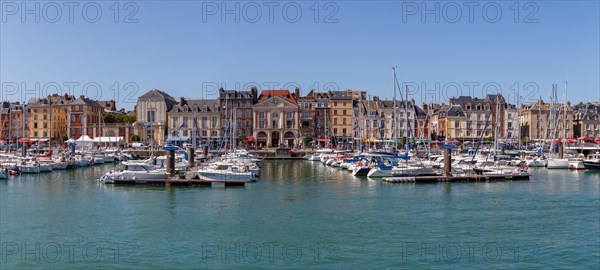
[0,162,598,269]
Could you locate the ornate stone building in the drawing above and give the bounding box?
[252,90,299,148]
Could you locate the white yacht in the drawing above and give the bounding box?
[99,164,168,183]
[196,163,256,182]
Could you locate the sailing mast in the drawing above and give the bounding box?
[392,66,398,152]
[563,82,568,148]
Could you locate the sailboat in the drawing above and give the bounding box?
[547,83,569,169]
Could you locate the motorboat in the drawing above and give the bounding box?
[99,164,168,183]
[196,163,256,182]
[583,153,600,170]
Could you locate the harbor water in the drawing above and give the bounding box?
[1,161,599,269]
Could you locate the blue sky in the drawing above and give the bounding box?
[1,1,599,110]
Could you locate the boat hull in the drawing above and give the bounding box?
[547,159,569,169]
[583,161,600,170]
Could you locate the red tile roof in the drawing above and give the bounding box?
[257,90,297,104]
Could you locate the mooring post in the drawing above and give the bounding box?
[187,147,195,167]
[444,148,452,176]
[559,143,564,159]
[166,149,175,176]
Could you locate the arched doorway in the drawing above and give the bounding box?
[284,131,295,148]
[271,131,280,147]
[257,131,267,148]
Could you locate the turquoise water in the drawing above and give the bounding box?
[1,161,599,269]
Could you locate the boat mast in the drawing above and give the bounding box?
[563,81,568,148]
[392,66,398,152]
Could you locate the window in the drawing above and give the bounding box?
[286,120,293,129]
[334,101,338,106]
[202,117,208,128]
[342,102,346,106]
[334,118,338,125]
[343,110,346,115]
[212,117,218,128]
[237,111,242,118]
[202,130,207,136]
[237,102,241,108]
[245,111,250,118]
[272,120,278,128]
[172,117,178,128]
[246,101,251,108]
[286,112,293,119]
[183,130,188,136]
[182,117,188,128]
[259,120,265,129]
[342,128,347,135]
[343,118,347,125]
[212,131,217,136]
[172,130,178,136]
[334,110,338,115]
[259,112,265,119]
[333,128,338,135]
[147,110,156,122]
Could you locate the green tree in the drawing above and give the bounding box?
[302,135,314,144]
[130,134,141,142]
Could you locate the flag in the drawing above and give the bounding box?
[353,121,358,130]
[179,121,186,130]
[146,123,151,128]
[317,123,321,129]
[380,121,385,129]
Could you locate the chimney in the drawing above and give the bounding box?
[422,103,429,110]
[179,97,186,106]
[294,87,300,98]
[373,96,379,102]
[449,98,456,106]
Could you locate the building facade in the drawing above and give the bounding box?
[252,90,299,148]
[68,97,104,139]
[135,89,177,145]
[168,98,220,146]
[330,90,353,146]
[573,101,600,138]
[520,99,574,141]
[219,87,257,146]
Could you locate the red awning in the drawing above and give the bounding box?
[316,138,331,142]
[567,138,577,142]
[17,138,31,143]
[580,137,593,141]
[247,136,254,142]
[595,138,600,143]
[0,139,6,143]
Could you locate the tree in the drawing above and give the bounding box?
[104,113,136,124]
[238,135,247,147]
[61,134,69,142]
[484,136,495,143]
[302,135,313,144]
[130,134,141,142]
